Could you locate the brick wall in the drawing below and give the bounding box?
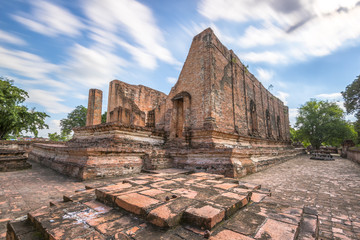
[347,147,360,164]
[155,28,290,143]
[107,80,167,127]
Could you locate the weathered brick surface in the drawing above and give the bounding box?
[347,147,360,164]
[242,156,360,239]
[28,28,300,180]
[0,148,31,172]
[107,80,167,127]
[86,89,103,126]
[4,156,360,239]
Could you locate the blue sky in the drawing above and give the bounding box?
[1,0,359,137]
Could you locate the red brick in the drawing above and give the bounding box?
[115,193,159,215]
[250,192,267,202]
[171,188,198,199]
[210,229,253,240]
[184,205,225,230]
[139,189,165,197]
[125,226,140,236]
[254,218,298,239]
[214,183,238,190]
[84,200,112,213]
[147,203,178,228]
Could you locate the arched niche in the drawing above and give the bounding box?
[170,92,191,139]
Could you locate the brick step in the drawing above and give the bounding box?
[0,149,26,157]
[297,207,319,239]
[6,217,43,240]
[0,156,31,172]
[95,172,259,230]
[7,173,274,240]
[7,200,318,240]
[210,202,319,240]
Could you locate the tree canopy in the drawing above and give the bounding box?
[58,105,106,138]
[295,99,357,149]
[48,132,68,142]
[0,77,49,139]
[342,75,360,116]
[342,75,360,143]
[60,105,88,136]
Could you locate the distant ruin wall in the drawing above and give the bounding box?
[347,147,360,164]
[0,140,65,155]
[107,80,167,127]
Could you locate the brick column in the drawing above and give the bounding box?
[86,89,103,126]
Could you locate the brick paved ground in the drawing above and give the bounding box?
[242,155,360,239]
[0,162,85,239]
[1,155,360,239]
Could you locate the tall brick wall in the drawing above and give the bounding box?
[156,28,290,142]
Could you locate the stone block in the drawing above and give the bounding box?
[115,193,160,215]
[210,229,254,240]
[147,198,197,228]
[183,204,225,230]
[254,218,298,239]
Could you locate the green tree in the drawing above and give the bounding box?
[102,111,107,123]
[295,99,357,149]
[342,75,360,143]
[60,106,107,136]
[290,127,300,143]
[60,105,87,135]
[0,77,49,139]
[48,132,68,141]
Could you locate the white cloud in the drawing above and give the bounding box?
[167,77,177,84]
[27,89,72,114]
[82,0,180,69]
[276,91,290,105]
[12,0,84,37]
[199,0,360,64]
[256,68,274,83]
[241,51,288,64]
[316,92,342,100]
[288,108,299,126]
[336,100,347,112]
[0,30,26,45]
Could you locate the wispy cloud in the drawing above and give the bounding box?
[82,0,180,69]
[0,29,26,45]
[241,51,288,64]
[27,89,72,114]
[180,22,235,45]
[62,44,127,88]
[199,0,360,64]
[0,46,58,80]
[12,0,84,37]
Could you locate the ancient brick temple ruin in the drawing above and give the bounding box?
[29,28,301,180]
